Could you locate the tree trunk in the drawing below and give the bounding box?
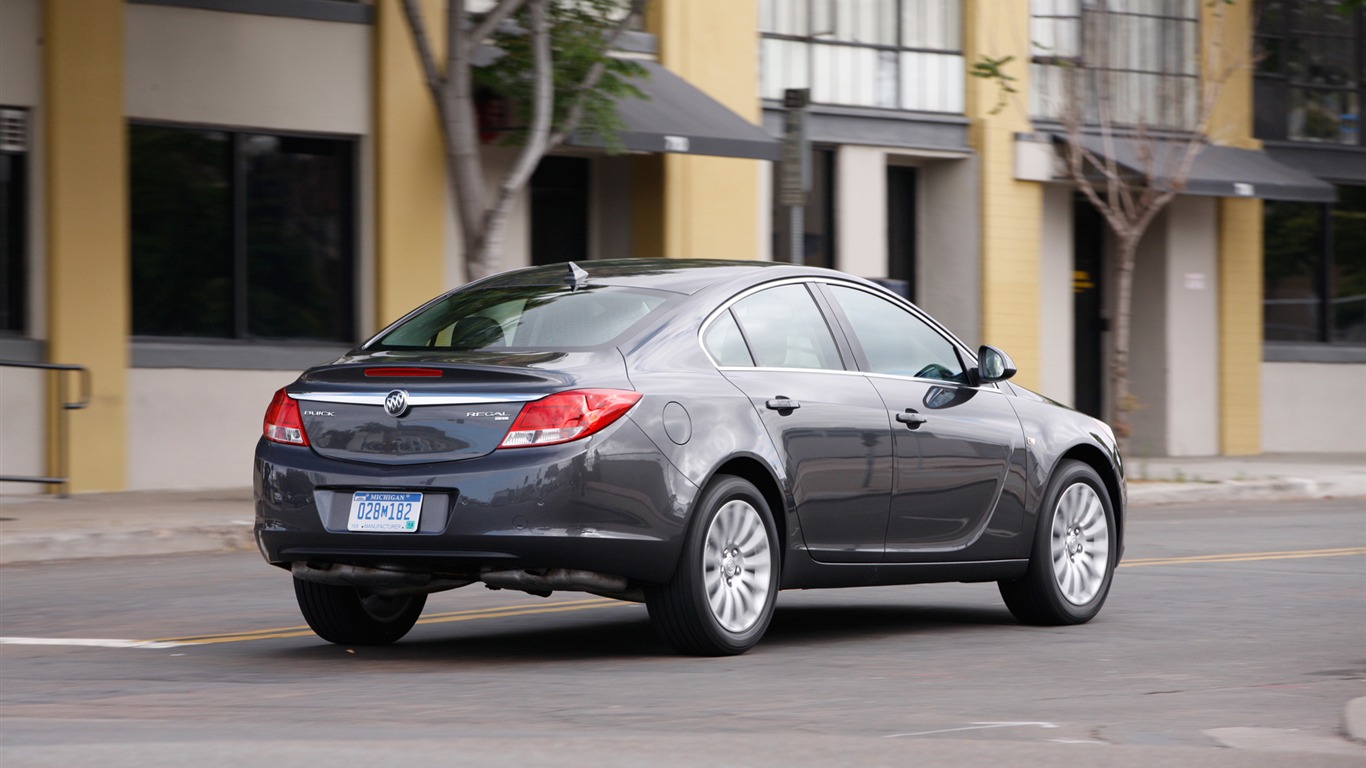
[1108,231,1140,445]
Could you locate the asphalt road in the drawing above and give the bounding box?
[2,498,1364,767]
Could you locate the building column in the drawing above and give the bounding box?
[374,0,448,327]
[44,0,127,492]
[964,0,1042,390]
[646,0,762,262]
[1205,0,1261,455]
[1218,198,1262,455]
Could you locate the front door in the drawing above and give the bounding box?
[821,283,1027,561]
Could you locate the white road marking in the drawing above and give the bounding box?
[885,721,1059,738]
[0,636,183,650]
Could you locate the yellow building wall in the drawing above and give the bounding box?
[647,0,762,261]
[1205,0,1262,454]
[374,0,448,326]
[44,0,128,491]
[964,0,1042,390]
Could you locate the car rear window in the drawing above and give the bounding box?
[371,285,673,350]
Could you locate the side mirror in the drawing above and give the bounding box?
[977,345,1017,384]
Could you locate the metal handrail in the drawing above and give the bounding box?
[0,360,91,496]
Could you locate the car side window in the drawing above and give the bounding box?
[828,285,967,383]
[730,284,843,370]
[703,310,756,366]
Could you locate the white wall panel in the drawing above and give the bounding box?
[126,369,294,490]
[1038,185,1075,407]
[125,4,370,134]
[0,367,46,495]
[0,0,40,106]
[1261,363,1366,452]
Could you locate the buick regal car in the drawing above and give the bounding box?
[254,259,1124,656]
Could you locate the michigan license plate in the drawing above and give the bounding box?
[347,492,422,533]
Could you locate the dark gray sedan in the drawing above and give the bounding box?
[255,259,1124,655]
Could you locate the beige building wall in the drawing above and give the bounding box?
[964,0,1042,391]
[45,0,128,492]
[1037,185,1075,408]
[1126,198,1221,457]
[649,0,764,261]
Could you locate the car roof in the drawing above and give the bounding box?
[474,259,859,295]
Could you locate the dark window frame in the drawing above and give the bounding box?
[1,118,28,337]
[1255,0,1365,147]
[759,0,965,113]
[129,120,360,345]
[1030,0,1201,130]
[1263,183,1366,348]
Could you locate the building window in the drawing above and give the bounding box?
[1263,184,1366,344]
[1255,0,1363,146]
[1030,0,1200,130]
[759,0,964,113]
[1,108,28,335]
[130,124,356,342]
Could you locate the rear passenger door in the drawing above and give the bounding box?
[702,282,893,564]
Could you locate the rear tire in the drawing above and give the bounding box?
[293,578,426,645]
[999,460,1115,625]
[646,476,779,656]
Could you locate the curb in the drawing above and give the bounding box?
[1127,478,1357,506]
[0,524,256,566]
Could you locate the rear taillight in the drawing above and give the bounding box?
[500,389,642,449]
[263,388,310,446]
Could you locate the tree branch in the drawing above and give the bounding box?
[401,0,448,109]
[548,0,648,148]
[470,0,530,46]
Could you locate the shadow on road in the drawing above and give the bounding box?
[262,602,1017,664]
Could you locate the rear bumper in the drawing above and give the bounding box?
[253,419,698,585]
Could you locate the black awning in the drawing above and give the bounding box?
[569,60,781,161]
[1065,135,1337,203]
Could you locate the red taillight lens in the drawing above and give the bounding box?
[263,388,310,446]
[500,389,642,449]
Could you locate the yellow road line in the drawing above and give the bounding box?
[139,547,1363,647]
[1121,546,1366,568]
[154,597,625,646]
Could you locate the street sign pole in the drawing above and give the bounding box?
[780,88,810,266]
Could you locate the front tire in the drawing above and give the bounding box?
[293,578,426,646]
[647,476,780,656]
[999,460,1116,625]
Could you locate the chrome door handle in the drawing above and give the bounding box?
[766,397,801,411]
[896,410,927,428]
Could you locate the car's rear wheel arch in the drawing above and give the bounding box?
[706,456,787,557]
[1058,444,1124,556]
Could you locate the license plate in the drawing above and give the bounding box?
[347,492,422,533]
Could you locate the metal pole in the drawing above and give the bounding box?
[789,204,804,266]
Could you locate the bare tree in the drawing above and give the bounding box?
[400,0,646,283]
[975,0,1247,442]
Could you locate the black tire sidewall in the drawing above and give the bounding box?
[679,475,781,653]
[1032,460,1116,623]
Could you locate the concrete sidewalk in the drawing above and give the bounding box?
[0,453,1361,568]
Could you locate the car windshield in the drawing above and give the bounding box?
[370,285,674,350]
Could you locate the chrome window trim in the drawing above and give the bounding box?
[290,392,542,407]
[698,277,852,372]
[699,276,984,380]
